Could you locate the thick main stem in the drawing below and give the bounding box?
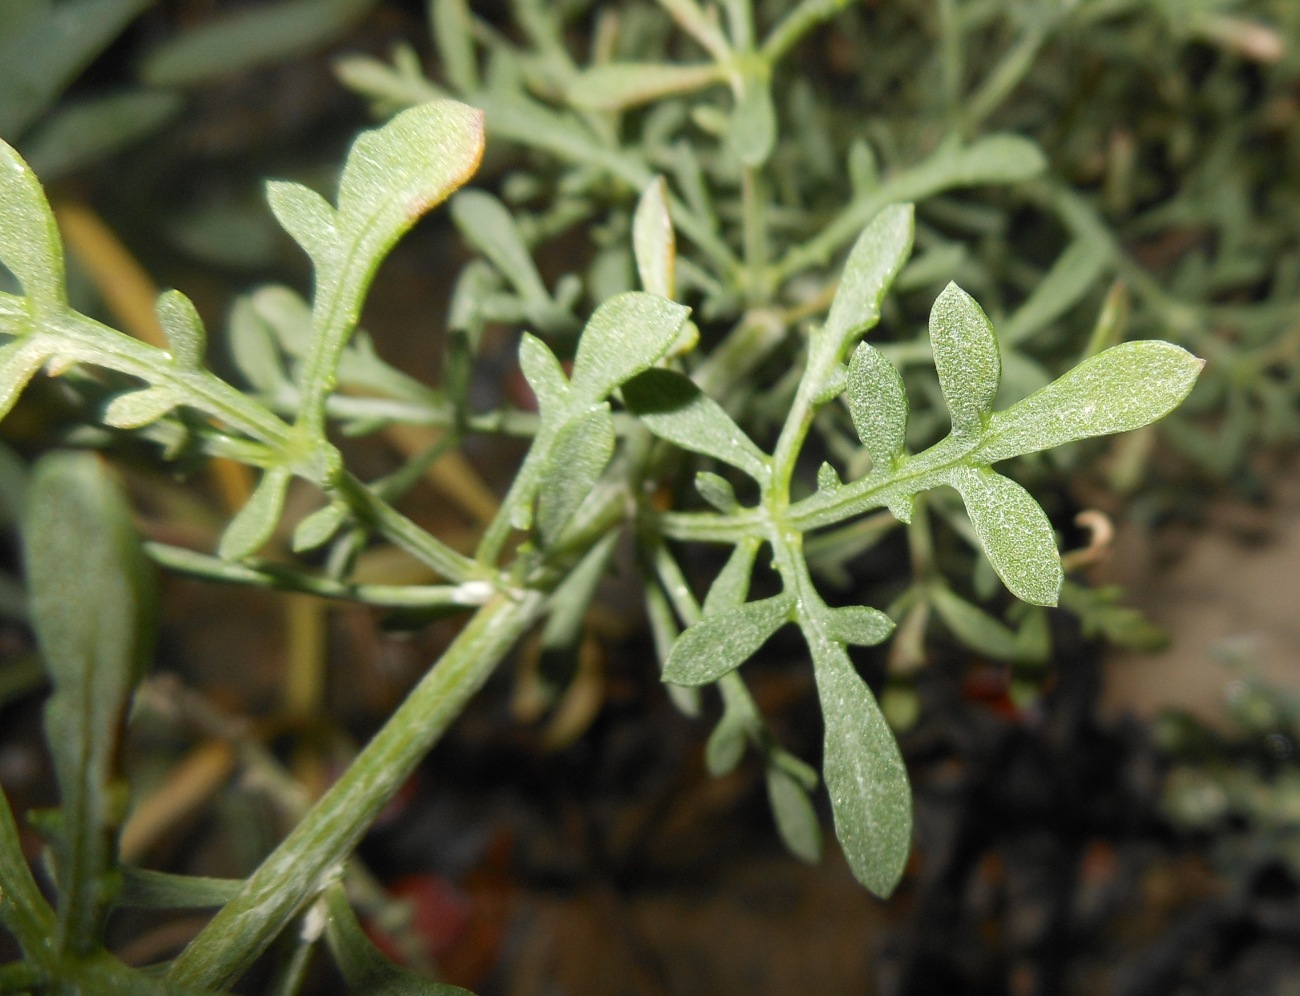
[166,589,545,989]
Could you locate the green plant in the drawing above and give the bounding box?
[0,0,1220,989]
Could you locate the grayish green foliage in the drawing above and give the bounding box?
[847,342,907,472]
[930,282,1001,442]
[766,765,822,864]
[663,593,793,686]
[536,406,615,546]
[811,637,911,896]
[218,466,292,561]
[24,452,154,954]
[623,368,768,481]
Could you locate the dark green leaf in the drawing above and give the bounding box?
[823,204,914,348]
[622,368,768,480]
[973,341,1204,464]
[218,466,292,561]
[663,593,793,686]
[846,342,907,472]
[766,765,822,864]
[811,638,910,897]
[930,282,1000,442]
[535,406,615,546]
[569,292,691,403]
[24,452,155,953]
[0,784,55,960]
[0,137,64,312]
[947,466,1061,607]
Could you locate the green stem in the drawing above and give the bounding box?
[166,588,545,989]
[761,0,857,64]
[330,472,487,583]
[144,542,493,609]
[741,165,770,307]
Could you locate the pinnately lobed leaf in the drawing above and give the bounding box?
[535,406,616,546]
[663,593,794,686]
[930,282,1001,442]
[973,339,1205,464]
[568,61,726,111]
[218,466,292,561]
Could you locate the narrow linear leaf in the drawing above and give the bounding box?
[518,333,569,416]
[928,585,1020,660]
[823,605,895,647]
[973,340,1204,464]
[811,639,910,897]
[218,466,292,561]
[569,292,691,403]
[846,342,908,472]
[117,868,242,910]
[155,289,206,368]
[321,883,473,995]
[266,180,338,268]
[0,338,52,423]
[568,62,726,110]
[1001,235,1112,345]
[140,0,377,86]
[430,0,479,93]
[823,204,914,348]
[536,406,615,546]
[622,368,768,481]
[24,452,155,953]
[450,190,551,307]
[930,282,1001,441]
[663,593,793,686]
[766,765,823,864]
[22,89,183,182]
[103,386,178,429]
[948,466,1062,607]
[0,139,65,311]
[633,177,676,299]
[0,0,150,138]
